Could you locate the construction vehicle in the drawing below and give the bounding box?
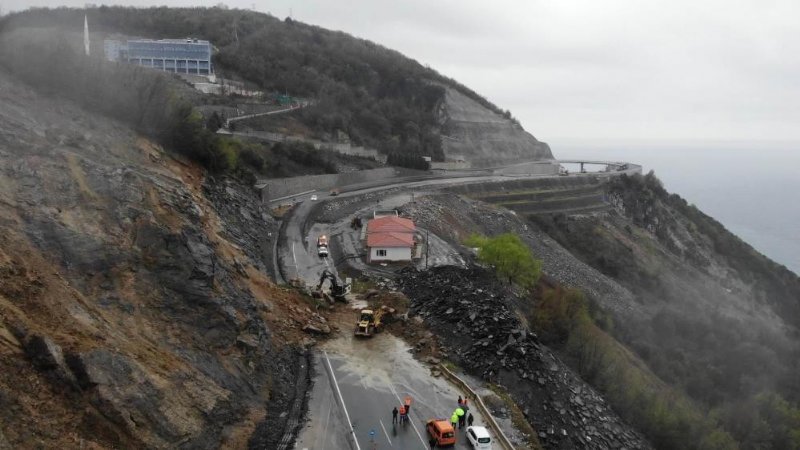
[317,235,329,257]
[354,308,384,337]
[316,269,351,302]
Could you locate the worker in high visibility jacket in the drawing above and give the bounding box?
[455,407,466,429]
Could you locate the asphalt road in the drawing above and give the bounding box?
[295,333,491,450]
[280,173,545,289]
[285,162,642,450]
[278,162,641,290]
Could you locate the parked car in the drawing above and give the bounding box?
[310,194,318,201]
[426,418,456,447]
[466,426,492,449]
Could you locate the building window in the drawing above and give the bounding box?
[376,249,387,257]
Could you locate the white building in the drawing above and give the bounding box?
[366,216,416,263]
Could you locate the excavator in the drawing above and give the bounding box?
[316,269,351,303]
[354,308,384,337]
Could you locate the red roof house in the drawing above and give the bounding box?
[366,216,416,262]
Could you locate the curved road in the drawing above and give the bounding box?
[283,161,641,450]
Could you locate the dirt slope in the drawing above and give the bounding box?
[0,70,313,449]
[440,87,554,167]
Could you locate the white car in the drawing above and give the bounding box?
[466,426,492,449]
[310,194,318,201]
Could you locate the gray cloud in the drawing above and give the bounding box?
[3,0,798,145]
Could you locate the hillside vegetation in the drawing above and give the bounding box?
[531,173,800,449]
[1,6,514,162]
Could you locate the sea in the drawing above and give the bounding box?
[554,142,800,276]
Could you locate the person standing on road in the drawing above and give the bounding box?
[467,412,474,427]
[392,406,398,424]
[429,436,437,449]
[456,406,466,429]
[450,412,459,431]
[457,395,463,406]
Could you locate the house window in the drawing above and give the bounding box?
[376,249,387,257]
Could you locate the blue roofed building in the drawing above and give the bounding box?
[104,38,213,76]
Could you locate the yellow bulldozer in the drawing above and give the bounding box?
[354,309,384,337]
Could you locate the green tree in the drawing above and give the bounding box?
[465,233,542,289]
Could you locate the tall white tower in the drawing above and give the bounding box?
[84,15,90,56]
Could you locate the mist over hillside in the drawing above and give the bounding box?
[0,6,798,450]
[0,6,551,167]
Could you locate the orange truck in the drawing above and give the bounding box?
[426,418,456,447]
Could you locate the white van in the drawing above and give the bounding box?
[466,425,492,449]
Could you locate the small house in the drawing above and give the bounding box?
[366,216,416,262]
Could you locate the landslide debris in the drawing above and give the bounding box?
[0,69,314,449]
[399,265,650,450]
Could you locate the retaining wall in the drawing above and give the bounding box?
[234,130,388,163]
[257,167,400,202]
[494,160,560,176]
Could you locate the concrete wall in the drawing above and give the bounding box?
[369,247,411,262]
[431,161,472,170]
[494,161,560,175]
[258,167,400,202]
[235,130,388,163]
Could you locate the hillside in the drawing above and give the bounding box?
[0,6,552,167]
[0,68,323,449]
[2,6,798,450]
[399,178,800,448]
[440,87,553,166]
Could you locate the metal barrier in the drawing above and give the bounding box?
[438,364,516,450]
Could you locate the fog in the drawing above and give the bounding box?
[4,0,800,148]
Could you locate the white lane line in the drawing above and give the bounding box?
[320,387,333,450]
[388,384,428,449]
[379,419,393,446]
[324,351,361,450]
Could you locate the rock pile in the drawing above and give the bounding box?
[203,178,279,276]
[399,265,650,449]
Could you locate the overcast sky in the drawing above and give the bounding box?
[3,0,799,146]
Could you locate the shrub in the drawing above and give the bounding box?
[465,233,542,289]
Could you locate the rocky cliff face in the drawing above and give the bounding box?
[439,87,553,167]
[0,70,310,449]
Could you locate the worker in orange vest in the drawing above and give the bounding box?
[404,396,412,414]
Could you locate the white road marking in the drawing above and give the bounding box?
[388,384,428,449]
[324,351,361,450]
[320,386,334,450]
[379,419,393,446]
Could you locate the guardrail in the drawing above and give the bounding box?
[438,364,516,450]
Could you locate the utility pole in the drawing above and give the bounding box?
[425,230,429,269]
